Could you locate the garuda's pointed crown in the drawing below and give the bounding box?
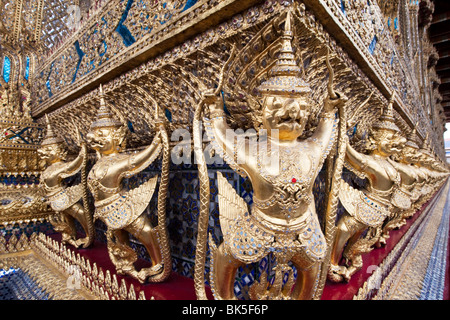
[90,84,122,129]
[41,114,64,146]
[257,11,311,97]
[405,123,420,149]
[421,133,433,157]
[372,94,401,133]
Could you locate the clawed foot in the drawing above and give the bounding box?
[62,237,79,249]
[72,237,91,249]
[136,264,164,283]
[375,235,388,248]
[327,264,351,282]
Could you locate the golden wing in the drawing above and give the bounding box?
[338,179,390,228]
[96,175,158,230]
[338,179,359,216]
[218,16,284,129]
[216,172,249,238]
[216,172,273,264]
[124,174,159,220]
[48,184,83,212]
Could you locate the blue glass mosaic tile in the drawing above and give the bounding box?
[0,268,49,300]
[2,56,10,83]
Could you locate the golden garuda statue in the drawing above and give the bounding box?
[193,11,347,300]
[417,136,439,196]
[377,124,422,244]
[38,116,94,248]
[405,136,430,210]
[86,85,171,283]
[328,94,407,282]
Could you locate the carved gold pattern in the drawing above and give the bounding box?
[37,116,94,248]
[0,232,156,300]
[85,85,171,283]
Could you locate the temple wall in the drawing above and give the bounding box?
[29,0,447,160]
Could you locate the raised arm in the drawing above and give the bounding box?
[126,130,162,175]
[344,141,381,182]
[60,143,87,179]
[203,93,252,173]
[310,92,346,157]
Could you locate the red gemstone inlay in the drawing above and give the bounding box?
[291,178,296,183]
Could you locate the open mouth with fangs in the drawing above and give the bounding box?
[37,149,50,160]
[88,138,106,149]
[389,142,405,154]
[275,113,303,130]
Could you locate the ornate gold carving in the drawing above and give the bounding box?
[86,85,171,283]
[0,0,57,226]
[38,116,94,248]
[354,179,449,300]
[1,0,448,301]
[0,187,53,225]
[0,232,156,300]
[329,93,408,282]
[194,10,348,300]
[0,84,44,175]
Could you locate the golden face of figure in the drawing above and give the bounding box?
[38,143,66,164]
[261,96,310,141]
[418,152,433,166]
[401,146,421,164]
[86,126,126,155]
[370,129,406,156]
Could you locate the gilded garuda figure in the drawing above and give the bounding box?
[86,85,171,283]
[193,12,347,300]
[406,140,429,208]
[418,137,440,195]
[376,124,422,245]
[328,94,406,282]
[38,116,94,248]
